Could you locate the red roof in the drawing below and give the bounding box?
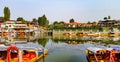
[6,20,14,22]
[65,22,81,25]
[82,24,92,27]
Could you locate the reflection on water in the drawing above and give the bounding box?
[0,34,120,62]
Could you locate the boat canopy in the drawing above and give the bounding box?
[18,47,38,51]
[105,48,113,51]
[0,47,8,51]
[0,45,9,51]
[113,46,120,50]
[87,47,103,53]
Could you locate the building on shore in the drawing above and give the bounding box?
[98,19,120,27]
[0,20,40,37]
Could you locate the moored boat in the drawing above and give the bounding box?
[86,46,120,62]
[76,32,87,37]
[86,47,107,62]
[108,32,119,37]
[0,44,48,62]
[63,32,76,37]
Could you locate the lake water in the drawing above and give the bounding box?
[1,34,120,62]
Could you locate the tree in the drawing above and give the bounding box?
[69,18,74,23]
[38,15,49,27]
[4,7,10,21]
[42,15,49,26]
[104,17,107,20]
[0,17,4,21]
[53,21,58,25]
[108,16,111,19]
[16,17,24,21]
[32,18,37,22]
[59,21,64,24]
[31,18,37,25]
[16,17,28,23]
[87,21,91,24]
[38,17,43,25]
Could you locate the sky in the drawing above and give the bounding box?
[0,0,120,23]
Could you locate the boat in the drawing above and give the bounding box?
[0,44,48,62]
[110,46,120,62]
[99,33,107,37]
[63,32,76,37]
[93,32,100,37]
[76,32,87,37]
[86,47,107,62]
[108,32,119,37]
[86,46,120,62]
[87,32,94,36]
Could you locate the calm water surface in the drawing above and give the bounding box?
[17,39,90,62]
[3,35,120,62]
[16,38,107,62]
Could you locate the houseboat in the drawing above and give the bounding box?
[110,46,120,61]
[86,46,120,62]
[86,47,105,62]
[0,44,48,62]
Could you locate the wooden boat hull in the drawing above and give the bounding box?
[30,49,48,62]
[86,49,105,62]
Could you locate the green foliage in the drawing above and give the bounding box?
[53,21,58,25]
[16,17,29,23]
[69,18,74,23]
[87,21,91,24]
[0,17,4,21]
[59,21,64,24]
[32,18,37,22]
[38,15,49,27]
[48,24,54,30]
[108,16,111,19]
[104,17,107,20]
[16,17,24,21]
[4,7,10,21]
[53,21,65,29]
[31,18,37,24]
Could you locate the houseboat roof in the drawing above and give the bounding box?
[87,47,103,53]
[113,46,120,50]
[105,48,113,51]
[18,47,38,51]
[0,45,9,51]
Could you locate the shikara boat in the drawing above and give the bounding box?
[63,32,76,37]
[108,32,119,37]
[110,46,120,62]
[86,46,120,62]
[76,32,87,37]
[86,47,107,62]
[0,44,48,62]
